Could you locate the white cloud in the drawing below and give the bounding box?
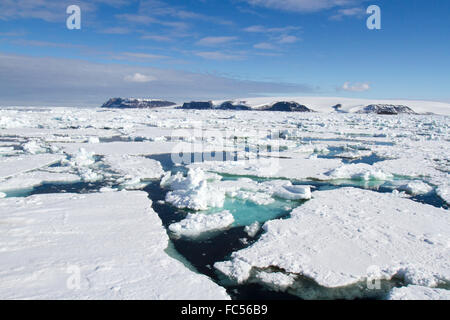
[244,25,301,33]
[124,73,156,83]
[330,7,365,20]
[99,27,132,34]
[121,52,168,60]
[340,81,370,92]
[141,34,173,42]
[195,51,243,60]
[0,0,122,22]
[196,36,238,46]
[0,53,315,106]
[278,35,299,44]
[253,42,276,50]
[242,0,359,13]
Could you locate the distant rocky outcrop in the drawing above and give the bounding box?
[101,98,176,109]
[181,101,214,110]
[218,101,252,110]
[332,104,342,111]
[358,104,416,115]
[260,101,313,112]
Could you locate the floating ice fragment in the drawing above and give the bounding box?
[436,185,450,204]
[244,221,261,238]
[397,181,433,195]
[88,137,100,144]
[274,185,312,200]
[168,211,234,238]
[325,163,393,181]
[23,140,47,154]
[69,148,96,167]
[215,188,450,294]
[389,285,450,300]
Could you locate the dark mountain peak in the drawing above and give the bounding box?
[181,101,215,110]
[101,98,176,109]
[359,104,416,115]
[260,101,313,112]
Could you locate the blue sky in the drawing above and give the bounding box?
[0,0,449,106]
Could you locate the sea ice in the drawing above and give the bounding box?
[0,191,229,299]
[388,285,450,300]
[436,185,450,204]
[396,180,433,195]
[324,163,393,181]
[274,185,312,200]
[244,222,261,238]
[168,211,235,238]
[23,140,48,154]
[164,169,226,210]
[104,154,164,182]
[0,170,81,194]
[0,154,64,179]
[215,188,450,297]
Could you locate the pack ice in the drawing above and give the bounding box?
[0,98,449,300]
[0,191,229,299]
[215,188,450,299]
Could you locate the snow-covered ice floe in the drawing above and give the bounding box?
[0,191,229,299]
[103,154,164,189]
[215,188,450,299]
[0,170,81,194]
[169,211,235,238]
[388,285,450,300]
[162,168,311,211]
[0,154,64,179]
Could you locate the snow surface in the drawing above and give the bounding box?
[0,191,229,299]
[0,170,80,193]
[103,154,164,188]
[0,102,449,300]
[163,168,309,211]
[169,211,235,238]
[244,222,261,238]
[215,188,450,294]
[388,285,450,300]
[0,154,63,179]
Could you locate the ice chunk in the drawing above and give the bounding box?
[388,285,450,300]
[253,271,297,292]
[88,137,100,144]
[23,140,47,154]
[168,211,234,238]
[0,154,64,179]
[68,148,96,167]
[164,168,226,210]
[274,185,312,200]
[215,188,450,293]
[436,185,450,204]
[0,191,229,299]
[0,171,81,193]
[166,180,225,211]
[244,221,261,238]
[325,163,393,181]
[397,181,433,195]
[104,154,164,181]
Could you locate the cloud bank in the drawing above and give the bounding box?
[242,0,361,13]
[0,53,316,106]
[339,81,370,92]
